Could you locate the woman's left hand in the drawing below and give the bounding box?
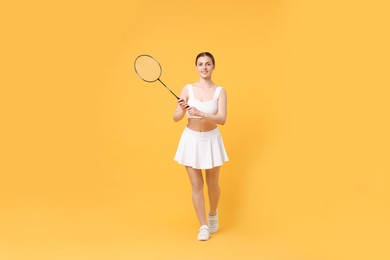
[187,106,203,117]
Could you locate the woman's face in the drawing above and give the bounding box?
[196,56,214,79]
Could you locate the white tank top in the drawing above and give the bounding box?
[186,84,223,119]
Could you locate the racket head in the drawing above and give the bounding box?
[134,54,162,83]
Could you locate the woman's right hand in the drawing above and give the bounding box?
[178,98,188,110]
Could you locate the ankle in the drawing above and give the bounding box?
[209,210,218,216]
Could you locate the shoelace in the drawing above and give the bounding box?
[209,214,218,227]
[199,226,209,231]
[198,229,209,238]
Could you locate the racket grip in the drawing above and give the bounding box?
[178,99,189,109]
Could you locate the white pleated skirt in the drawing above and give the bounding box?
[174,127,229,169]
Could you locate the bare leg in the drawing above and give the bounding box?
[206,166,220,216]
[186,166,207,226]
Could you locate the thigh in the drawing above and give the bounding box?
[205,166,220,186]
[186,166,203,187]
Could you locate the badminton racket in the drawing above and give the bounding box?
[134,54,181,100]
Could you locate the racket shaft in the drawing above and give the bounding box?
[158,79,179,99]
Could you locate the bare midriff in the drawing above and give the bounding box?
[187,118,217,132]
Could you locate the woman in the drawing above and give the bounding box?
[173,52,229,241]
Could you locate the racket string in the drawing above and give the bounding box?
[134,55,162,82]
[134,54,180,100]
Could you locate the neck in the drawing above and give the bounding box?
[197,78,213,88]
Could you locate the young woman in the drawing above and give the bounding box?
[173,52,229,241]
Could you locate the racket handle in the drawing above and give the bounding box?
[178,98,189,108]
[157,79,180,100]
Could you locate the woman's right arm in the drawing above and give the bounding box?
[173,85,189,122]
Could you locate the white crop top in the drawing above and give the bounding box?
[186,84,223,119]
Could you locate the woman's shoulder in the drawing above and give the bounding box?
[179,84,190,98]
[179,84,191,90]
[215,85,225,93]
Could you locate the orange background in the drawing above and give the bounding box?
[1,0,389,259]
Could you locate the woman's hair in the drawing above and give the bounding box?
[195,52,215,66]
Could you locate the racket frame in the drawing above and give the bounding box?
[134,54,180,100]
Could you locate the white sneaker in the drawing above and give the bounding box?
[208,211,219,233]
[197,225,210,241]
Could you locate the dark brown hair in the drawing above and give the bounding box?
[195,52,215,66]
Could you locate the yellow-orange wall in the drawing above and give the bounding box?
[1,1,389,259]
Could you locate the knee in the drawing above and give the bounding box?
[191,181,204,193]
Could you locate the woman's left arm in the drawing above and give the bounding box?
[188,88,227,125]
